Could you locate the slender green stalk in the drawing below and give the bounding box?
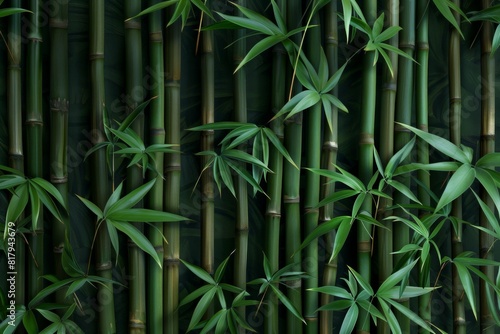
[303,12,321,334]
[163,8,182,334]
[125,1,146,333]
[90,0,115,332]
[49,0,69,306]
[358,1,377,333]
[448,2,465,333]
[200,2,216,323]
[393,1,415,332]
[283,1,302,333]
[416,0,431,330]
[7,1,25,322]
[201,0,215,280]
[377,1,398,333]
[479,2,495,333]
[320,3,339,333]
[232,1,249,330]
[147,0,165,332]
[26,0,44,302]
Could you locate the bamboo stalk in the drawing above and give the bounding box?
[448,2,465,333]
[393,1,415,332]
[303,12,321,334]
[479,2,495,333]
[147,0,165,332]
[283,1,302,333]
[125,1,146,333]
[49,0,69,306]
[7,1,25,325]
[377,1,399,333]
[163,8,182,333]
[232,1,249,331]
[320,2,339,333]
[90,0,116,332]
[26,0,44,302]
[416,0,431,330]
[358,1,377,333]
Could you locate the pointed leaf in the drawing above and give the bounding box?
[435,164,475,213]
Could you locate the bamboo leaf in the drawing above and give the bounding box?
[453,261,477,319]
[432,0,465,38]
[371,13,385,38]
[187,287,217,332]
[471,191,500,237]
[23,310,38,334]
[492,25,500,55]
[106,221,120,265]
[316,189,359,208]
[107,179,156,216]
[378,298,401,334]
[37,309,60,323]
[263,127,297,169]
[126,0,176,21]
[231,2,281,35]
[222,149,270,171]
[435,164,475,213]
[269,284,305,323]
[0,8,31,17]
[298,216,348,253]
[111,221,162,267]
[385,298,435,333]
[76,195,103,220]
[339,304,359,334]
[341,0,353,40]
[30,181,64,224]
[322,62,348,94]
[385,137,415,178]
[333,218,353,259]
[468,5,500,22]
[107,208,185,222]
[387,179,421,204]
[317,299,354,311]
[181,259,216,285]
[6,183,28,225]
[309,286,352,300]
[103,182,123,214]
[475,168,500,214]
[179,285,213,307]
[378,260,418,295]
[348,266,374,296]
[214,251,234,283]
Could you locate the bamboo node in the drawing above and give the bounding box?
[325,36,339,46]
[286,278,301,289]
[53,245,64,254]
[50,175,68,184]
[359,133,374,145]
[129,320,146,329]
[417,41,430,50]
[418,124,428,132]
[454,317,466,326]
[164,165,181,173]
[150,128,166,136]
[89,52,104,60]
[50,99,69,112]
[25,119,44,126]
[265,211,281,219]
[96,261,113,271]
[394,124,411,133]
[398,43,415,50]
[154,245,164,252]
[124,20,141,30]
[150,31,163,42]
[49,18,68,29]
[358,241,371,253]
[322,140,338,151]
[164,258,180,266]
[283,195,300,204]
[382,82,397,92]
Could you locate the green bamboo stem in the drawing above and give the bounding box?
[448,2,465,333]
[357,2,377,333]
[125,1,146,332]
[49,0,69,306]
[416,0,431,330]
[163,9,182,334]
[26,0,44,302]
[282,1,303,333]
[200,3,216,324]
[302,12,321,334]
[201,0,215,279]
[393,1,415,332]
[377,1,399,333]
[232,1,249,330]
[90,0,115,332]
[319,2,339,333]
[146,0,165,332]
[7,1,25,320]
[479,1,495,332]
